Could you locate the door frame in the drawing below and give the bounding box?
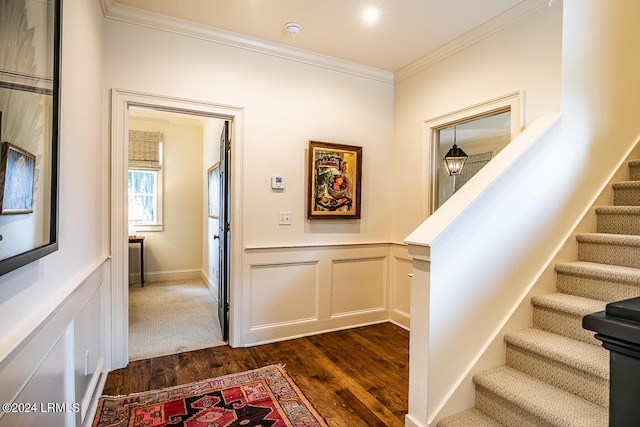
[109,89,244,370]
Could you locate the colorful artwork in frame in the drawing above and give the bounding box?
[0,142,36,214]
[307,141,362,219]
[207,163,220,218]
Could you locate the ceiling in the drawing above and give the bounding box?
[109,0,528,72]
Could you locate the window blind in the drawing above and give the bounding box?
[128,130,162,171]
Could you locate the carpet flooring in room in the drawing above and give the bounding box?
[128,279,226,361]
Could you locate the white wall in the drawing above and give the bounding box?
[103,18,396,345]
[0,0,109,424]
[128,116,204,282]
[392,3,563,241]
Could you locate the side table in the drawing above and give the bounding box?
[128,236,145,287]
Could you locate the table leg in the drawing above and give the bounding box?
[140,239,144,287]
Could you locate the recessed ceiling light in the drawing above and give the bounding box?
[363,7,379,22]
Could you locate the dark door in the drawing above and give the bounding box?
[218,121,231,341]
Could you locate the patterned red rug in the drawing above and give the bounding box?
[92,364,328,427]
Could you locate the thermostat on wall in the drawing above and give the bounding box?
[271,176,286,189]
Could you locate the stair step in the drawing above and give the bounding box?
[474,366,607,427]
[532,293,606,345]
[505,328,609,406]
[630,160,640,181]
[555,261,640,302]
[612,180,640,206]
[438,408,503,427]
[595,206,640,235]
[577,233,640,268]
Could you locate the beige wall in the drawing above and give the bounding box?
[0,0,107,353]
[392,3,563,241]
[103,18,397,345]
[128,116,204,281]
[0,0,109,425]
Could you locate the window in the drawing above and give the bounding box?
[128,129,163,231]
[128,170,162,226]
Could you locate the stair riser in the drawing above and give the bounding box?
[630,164,640,181]
[556,273,640,302]
[578,242,640,269]
[532,306,600,345]
[475,387,555,427]
[614,188,640,206]
[506,345,608,407]
[597,213,640,235]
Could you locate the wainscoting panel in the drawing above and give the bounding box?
[330,257,386,318]
[249,262,319,329]
[0,258,109,427]
[242,244,393,346]
[390,244,412,329]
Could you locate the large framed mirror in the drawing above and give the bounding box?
[0,0,61,275]
[425,92,523,215]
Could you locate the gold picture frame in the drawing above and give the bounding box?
[307,141,362,219]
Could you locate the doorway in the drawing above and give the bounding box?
[125,107,228,360]
[110,89,244,370]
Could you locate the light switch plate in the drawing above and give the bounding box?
[279,212,291,225]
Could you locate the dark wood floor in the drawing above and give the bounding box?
[103,322,409,426]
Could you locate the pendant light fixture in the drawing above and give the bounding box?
[443,126,468,176]
[443,126,468,193]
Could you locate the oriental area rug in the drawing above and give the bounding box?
[92,365,328,427]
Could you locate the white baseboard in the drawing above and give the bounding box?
[405,413,429,427]
[129,268,201,284]
[82,358,108,427]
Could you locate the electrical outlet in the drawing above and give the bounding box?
[278,212,291,225]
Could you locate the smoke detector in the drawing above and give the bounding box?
[284,22,302,35]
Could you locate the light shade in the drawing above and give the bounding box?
[443,144,468,176]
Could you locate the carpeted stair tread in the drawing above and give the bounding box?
[505,328,608,379]
[555,261,640,285]
[474,366,607,427]
[576,233,640,247]
[438,408,504,427]
[595,205,640,214]
[532,293,606,317]
[612,180,640,189]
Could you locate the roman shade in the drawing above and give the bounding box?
[128,130,162,171]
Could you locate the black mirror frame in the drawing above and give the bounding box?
[0,0,61,276]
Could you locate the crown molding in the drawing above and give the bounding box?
[394,0,550,83]
[101,2,394,84]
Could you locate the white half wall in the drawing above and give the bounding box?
[0,260,110,427]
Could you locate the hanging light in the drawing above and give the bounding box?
[443,126,468,176]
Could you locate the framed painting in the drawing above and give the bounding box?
[0,143,36,214]
[0,0,61,275]
[307,141,362,219]
[207,163,220,218]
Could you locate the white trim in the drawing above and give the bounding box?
[101,2,393,84]
[110,89,245,369]
[244,241,394,251]
[394,0,550,82]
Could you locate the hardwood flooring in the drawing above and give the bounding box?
[103,322,409,426]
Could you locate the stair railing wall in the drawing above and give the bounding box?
[405,113,640,427]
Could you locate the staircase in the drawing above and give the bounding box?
[438,159,640,427]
